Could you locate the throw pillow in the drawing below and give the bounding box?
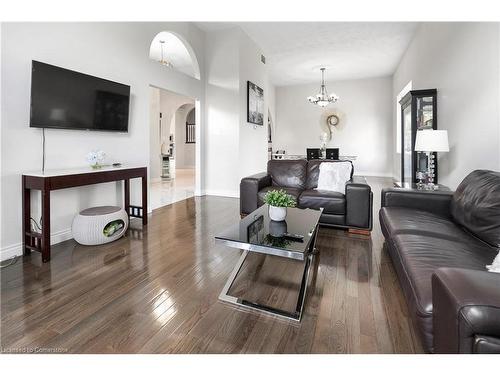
[316,161,352,194]
[486,251,500,273]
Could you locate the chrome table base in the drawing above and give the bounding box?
[218,227,318,322]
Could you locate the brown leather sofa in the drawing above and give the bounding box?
[240,159,373,231]
[380,170,500,353]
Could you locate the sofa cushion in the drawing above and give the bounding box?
[388,233,498,352]
[257,186,302,206]
[267,159,307,189]
[450,170,500,248]
[319,213,345,226]
[391,234,497,317]
[298,189,345,215]
[305,160,354,190]
[380,206,476,243]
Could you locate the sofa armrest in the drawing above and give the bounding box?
[345,176,373,230]
[432,268,500,353]
[240,172,272,215]
[381,188,454,218]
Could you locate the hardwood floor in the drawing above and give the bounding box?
[0,177,424,353]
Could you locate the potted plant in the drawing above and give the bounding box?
[263,189,296,221]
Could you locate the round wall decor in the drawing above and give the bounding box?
[327,114,339,126]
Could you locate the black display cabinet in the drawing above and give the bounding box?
[399,89,438,184]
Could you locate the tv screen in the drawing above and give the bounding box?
[30,61,130,132]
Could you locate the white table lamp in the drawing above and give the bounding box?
[414,130,449,189]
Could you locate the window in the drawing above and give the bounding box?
[396,81,412,154]
[185,108,195,144]
[186,120,195,144]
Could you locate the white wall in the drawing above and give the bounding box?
[393,22,500,188]
[149,87,161,179]
[274,76,393,176]
[204,28,241,197]
[237,31,270,181]
[204,27,275,197]
[1,22,205,260]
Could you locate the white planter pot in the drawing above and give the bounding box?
[72,206,129,245]
[269,205,287,221]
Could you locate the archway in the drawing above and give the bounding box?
[149,86,196,210]
[268,109,274,160]
[148,31,202,210]
[172,103,196,170]
[149,31,201,80]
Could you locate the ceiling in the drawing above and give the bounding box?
[196,22,418,86]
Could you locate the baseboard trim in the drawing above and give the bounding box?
[204,189,239,198]
[1,228,73,262]
[355,171,393,178]
[0,243,23,262]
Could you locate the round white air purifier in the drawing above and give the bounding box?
[72,206,129,245]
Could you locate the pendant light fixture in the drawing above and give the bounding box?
[307,68,338,107]
[158,40,173,68]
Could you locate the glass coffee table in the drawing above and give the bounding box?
[215,204,322,321]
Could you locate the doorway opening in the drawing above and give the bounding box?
[149,86,197,210]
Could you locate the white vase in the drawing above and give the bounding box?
[269,205,287,221]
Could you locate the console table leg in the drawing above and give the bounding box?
[142,175,148,225]
[41,188,51,263]
[124,179,130,218]
[22,177,31,256]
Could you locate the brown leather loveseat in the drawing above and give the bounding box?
[380,170,500,353]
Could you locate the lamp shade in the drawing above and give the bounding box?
[414,130,449,152]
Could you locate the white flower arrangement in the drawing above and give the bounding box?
[86,150,106,169]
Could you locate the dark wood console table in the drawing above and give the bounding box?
[22,165,148,262]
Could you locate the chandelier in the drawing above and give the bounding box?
[158,40,173,68]
[307,68,338,107]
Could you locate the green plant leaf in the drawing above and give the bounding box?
[263,189,297,208]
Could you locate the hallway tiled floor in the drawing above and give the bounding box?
[150,168,195,210]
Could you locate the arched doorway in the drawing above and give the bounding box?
[268,109,274,160]
[148,30,201,210]
[172,103,196,170]
[149,87,196,210]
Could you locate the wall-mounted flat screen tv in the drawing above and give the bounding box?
[30,61,130,132]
